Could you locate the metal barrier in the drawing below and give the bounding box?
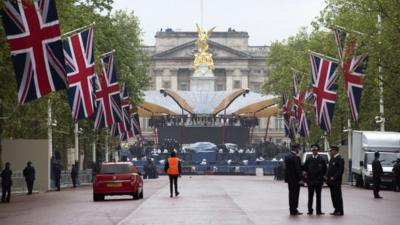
[141,164,279,176]
[9,171,27,193]
[8,170,93,193]
[59,169,93,188]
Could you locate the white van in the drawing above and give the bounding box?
[301,151,330,166]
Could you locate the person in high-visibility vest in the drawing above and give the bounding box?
[164,151,182,198]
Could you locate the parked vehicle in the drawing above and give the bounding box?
[301,151,330,166]
[301,151,330,186]
[93,162,143,201]
[352,131,400,188]
[187,142,217,152]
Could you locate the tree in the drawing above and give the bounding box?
[263,0,400,147]
[0,0,149,166]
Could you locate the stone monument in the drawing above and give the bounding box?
[191,24,216,91]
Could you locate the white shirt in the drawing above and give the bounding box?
[334,153,340,158]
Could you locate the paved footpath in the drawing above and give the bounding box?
[1,176,399,225]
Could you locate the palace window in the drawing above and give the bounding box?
[216,83,224,91]
[250,82,261,93]
[214,69,226,91]
[162,80,171,89]
[178,68,190,91]
[179,83,189,91]
[233,80,241,89]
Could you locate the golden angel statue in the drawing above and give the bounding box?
[194,24,216,72]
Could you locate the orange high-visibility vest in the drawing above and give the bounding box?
[167,157,179,175]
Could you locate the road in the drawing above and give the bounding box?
[0,176,399,225]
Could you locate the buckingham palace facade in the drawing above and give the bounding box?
[141,28,286,144]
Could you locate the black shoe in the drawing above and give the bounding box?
[290,212,303,216]
[307,211,313,215]
[329,212,337,215]
[170,194,173,198]
[333,212,344,216]
[316,212,325,215]
[175,192,179,197]
[374,196,383,199]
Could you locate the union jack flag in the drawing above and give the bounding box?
[1,0,66,105]
[333,28,367,122]
[293,90,310,137]
[128,106,141,138]
[282,95,296,139]
[94,53,122,129]
[63,27,96,122]
[110,84,131,141]
[310,53,339,132]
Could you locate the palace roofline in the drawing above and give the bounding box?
[155,30,250,39]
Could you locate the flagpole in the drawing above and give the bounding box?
[98,49,116,58]
[290,67,308,76]
[324,131,329,152]
[332,25,355,183]
[47,99,53,191]
[74,122,79,166]
[292,70,299,94]
[309,50,340,63]
[200,0,204,27]
[377,14,385,131]
[61,22,96,38]
[330,24,365,36]
[347,118,352,183]
[105,130,109,162]
[92,129,96,163]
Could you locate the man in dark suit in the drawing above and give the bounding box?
[326,145,344,216]
[23,161,35,195]
[303,144,327,215]
[372,151,383,198]
[284,144,303,215]
[1,162,12,203]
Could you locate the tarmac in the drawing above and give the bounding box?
[118,176,400,225]
[0,176,399,225]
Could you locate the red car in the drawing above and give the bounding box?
[93,162,143,201]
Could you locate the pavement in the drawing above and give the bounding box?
[0,176,399,225]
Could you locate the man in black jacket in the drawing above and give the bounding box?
[303,144,327,215]
[23,161,35,195]
[284,144,303,215]
[1,162,12,203]
[372,151,383,198]
[326,145,344,216]
[393,158,400,192]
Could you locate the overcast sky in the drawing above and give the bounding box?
[112,0,326,46]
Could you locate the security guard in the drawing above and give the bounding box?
[23,161,36,195]
[326,145,344,216]
[164,151,182,198]
[393,158,400,192]
[303,144,327,215]
[1,162,12,203]
[372,152,383,198]
[284,144,303,215]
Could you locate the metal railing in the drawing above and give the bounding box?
[8,170,93,193]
